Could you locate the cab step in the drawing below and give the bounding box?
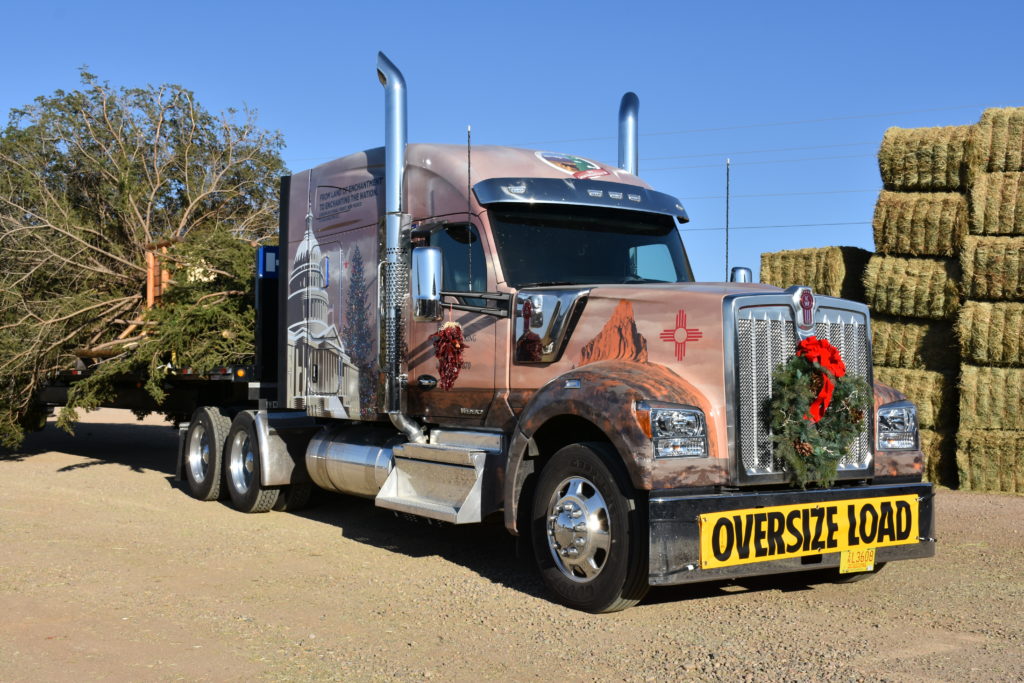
[375,436,501,524]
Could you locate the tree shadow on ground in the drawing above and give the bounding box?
[0,417,178,474]
[3,417,839,608]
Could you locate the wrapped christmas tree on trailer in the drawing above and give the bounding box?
[0,72,285,447]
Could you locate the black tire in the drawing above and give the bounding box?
[183,406,232,501]
[18,402,49,433]
[273,483,314,512]
[224,411,279,513]
[833,562,887,583]
[531,442,649,613]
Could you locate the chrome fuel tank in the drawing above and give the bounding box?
[305,424,399,498]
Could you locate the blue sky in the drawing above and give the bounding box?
[2,0,1021,281]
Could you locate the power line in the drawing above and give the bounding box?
[683,221,870,232]
[646,153,873,172]
[517,103,1014,146]
[678,188,879,200]
[643,141,876,161]
[290,148,878,168]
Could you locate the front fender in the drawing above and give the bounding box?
[873,380,924,480]
[504,360,721,533]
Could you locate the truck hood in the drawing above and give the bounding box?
[558,282,780,372]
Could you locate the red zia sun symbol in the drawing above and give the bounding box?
[660,309,703,360]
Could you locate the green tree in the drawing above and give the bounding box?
[0,70,285,447]
[342,245,376,418]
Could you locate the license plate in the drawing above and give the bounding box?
[698,494,919,570]
[840,547,876,573]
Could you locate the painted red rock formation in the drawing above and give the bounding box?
[578,300,648,366]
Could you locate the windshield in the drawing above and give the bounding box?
[487,203,693,288]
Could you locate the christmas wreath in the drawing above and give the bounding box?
[766,336,871,488]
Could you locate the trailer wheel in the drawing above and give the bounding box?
[184,406,231,501]
[530,442,649,613]
[224,411,279,513]
[273,483,314,512]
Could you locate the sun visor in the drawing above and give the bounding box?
[473,177,689,223]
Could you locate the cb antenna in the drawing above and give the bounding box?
[724,158,731,280]
[467,125,473,293]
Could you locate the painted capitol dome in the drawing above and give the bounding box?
[287,216,360,418]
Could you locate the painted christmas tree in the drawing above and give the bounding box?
[342,245,377,418]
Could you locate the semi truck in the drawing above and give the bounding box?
[143,53,932,613]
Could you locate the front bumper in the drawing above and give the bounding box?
[649,482,935,586]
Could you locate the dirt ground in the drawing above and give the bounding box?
[1,408,1022,682]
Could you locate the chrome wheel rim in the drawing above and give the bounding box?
[545,475,611,582]
[228,431,255,494]
[187,423,210,484]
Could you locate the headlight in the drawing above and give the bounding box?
[877,401,918,450]
[638,402,708,458]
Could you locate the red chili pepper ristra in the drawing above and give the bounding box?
[432,321,467,391]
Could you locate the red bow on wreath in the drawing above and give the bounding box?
[795,336,846,423]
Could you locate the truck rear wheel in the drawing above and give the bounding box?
[531,442,649,613]
[184,406,231,501]
[224,411,279,513]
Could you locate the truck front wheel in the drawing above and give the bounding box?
[184,406,231,501]
[224,411,280,513]
[531,442,649,613]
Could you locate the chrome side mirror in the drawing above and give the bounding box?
[411,247,443,322]
[730,266,752,283]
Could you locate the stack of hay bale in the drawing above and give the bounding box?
[955,109,1024,493]
[864,125,970,485]
[759,108,1024,491]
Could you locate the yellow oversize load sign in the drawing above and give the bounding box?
[698,495,919,569]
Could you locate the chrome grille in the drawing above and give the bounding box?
[816,321,871,470]
[735,306,871,478]
[737,318,795,473]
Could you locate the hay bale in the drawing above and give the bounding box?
[958,365,1024,431]
[956,429,1023,493]
[956,301,1024,366]
[920,428,957,488]
[968,107,1024,173]
[878,125,971,192]
[872,316,958,371]
[873,366,957,430]
[969,172,1024,236]
[863,255,960,320]
[759,246,871,301]
[872,191,966,257]
[960,236,1024,300]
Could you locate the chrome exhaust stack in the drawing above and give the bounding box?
[618,92,639,175]
[376,52,426,444]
